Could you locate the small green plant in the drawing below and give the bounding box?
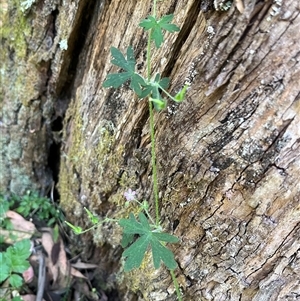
[0,239,31,301]
[13,191,64,226]
[65,207,109,234]
[66,0,186,299]
[0,194,14,231]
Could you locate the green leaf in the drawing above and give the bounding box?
[47,217,56,226]
[12,239,31,261]
[119,213,179,271]
[130,73,147,96]
[0,196,10,217]
[123,235,149,271]
[138,74,170,110]
[9,274,23,288]
[103,72,131,89]
[5,253,30,273]
[119,213,148,235]
[150,98,166,110]
[0,254,10,282]
[158,14,180,33]
[153,232,180,243]
[158,76,170,90]
[53,224,60,243]
[5,240,31,274]
[84,207,99,225]
[121,233,135,248]
[150,239,177,270]
[65,221,83,234]
[139,14,180,48]
[174,84,189,102]
[103,47,146,96]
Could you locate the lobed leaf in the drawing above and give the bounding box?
[123,235,149,271]
[153,232,180,243]
[102,72,131,89]
[121,233,135,248]
[9,274,23,288]
[0,254,10,282]
[119,213,148,235]
[119,213,179,271]
[150,239,178,270]
[103,47,147,95]
[140,14,180,48]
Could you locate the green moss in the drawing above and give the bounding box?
[0,0,44,107]
[58,99,85,214]
[1,0,31,59]
[116,251,159,300]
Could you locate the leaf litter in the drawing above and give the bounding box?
[0,210,107,301]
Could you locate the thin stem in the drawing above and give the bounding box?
[149,101,160,226]
[170,270,182,301]
[147,33,152,80]
[146,0,160,226]
[153,0,157,17]
[159,86,177,102]
[134,199,156,225]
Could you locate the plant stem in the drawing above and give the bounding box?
[134,199,156,225]
[147,33,152,81]
[153,0,157,17]
[160,86,177,102]
[146,0,160,227]
[149,101,160,226]
[170,270,182,301]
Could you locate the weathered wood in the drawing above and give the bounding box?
[0,0,92,193]
[58,0,300,299]
[2,0,300,299]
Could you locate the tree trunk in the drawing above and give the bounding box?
[2,0,300,300]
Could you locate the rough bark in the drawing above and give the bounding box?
[0,0,95,194]
[2,0,300,300]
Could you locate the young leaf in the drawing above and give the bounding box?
[150,98,166,110]
[150,238,177,270]
[103,46,146,96]
[122,235,149,271]
[0,253,10,282]
[121,233,135,248]
[139,74,170,110]
[4,240,31,274]
[174,84,189,102]
[153,232,180,243]
[119,213,148,235]
[139,14,180,48]
[119,213,179,271]
[65,221,83,234]
[9,274,23,288]
[84,207,99,225]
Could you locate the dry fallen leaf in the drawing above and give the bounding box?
[0,210,36,243]
[5,210,26,220]
[22,265,35,283]
[42,231,58,283]
[70,267,87,279]
[56,239,69,277]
